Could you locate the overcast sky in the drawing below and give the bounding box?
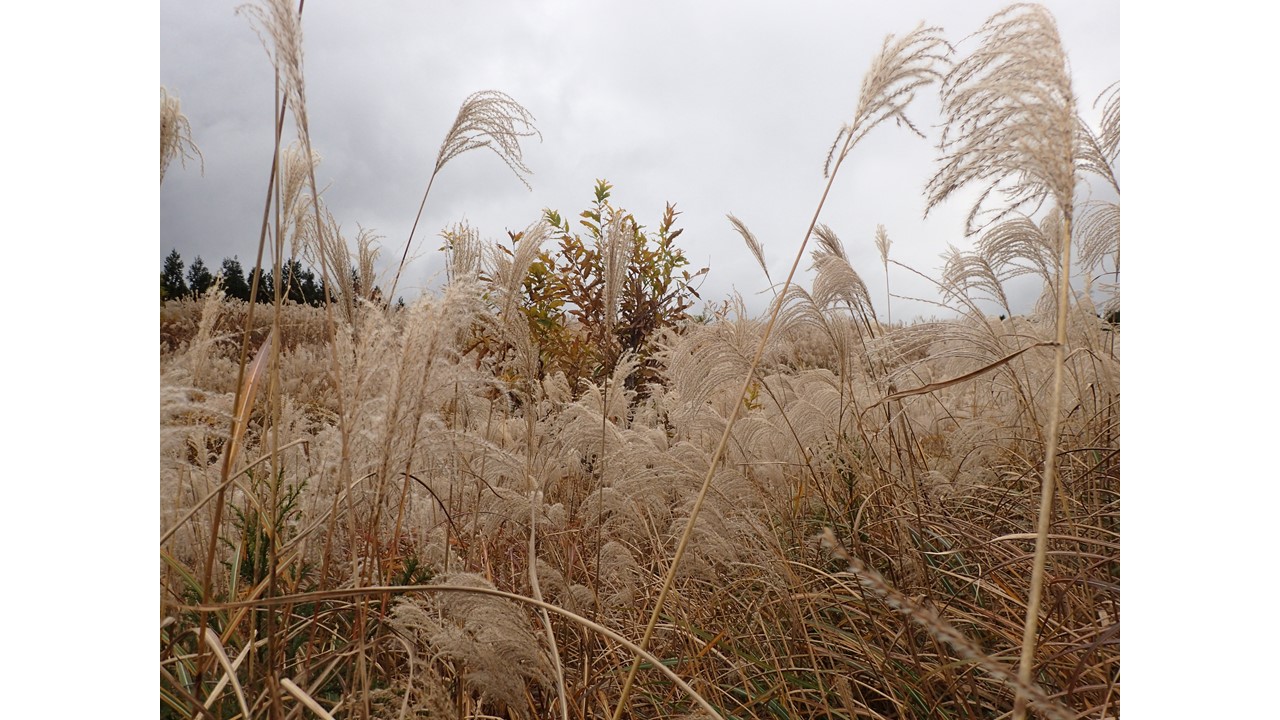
[160,1,1118,319]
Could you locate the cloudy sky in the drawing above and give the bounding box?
[161,1,1118,319]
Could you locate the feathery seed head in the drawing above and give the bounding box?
[875,224,892,267]
[824,24,949,178]
[926,3,1077,234]
[728,214,772,286]
[436,90,541,189]
[160,86,203,183]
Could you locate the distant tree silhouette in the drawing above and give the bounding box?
[161,249,188,300]
[300,266,322,306]
[279,258,303,304]
[187,255,214,298]
[219,257,251,301]
[251,264,273,303]
[318,275,334,306]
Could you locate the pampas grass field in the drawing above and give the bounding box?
[160,3,1118,718]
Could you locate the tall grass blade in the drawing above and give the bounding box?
[281,678,339,720]
[200,627,251,719]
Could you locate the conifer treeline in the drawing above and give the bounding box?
[160,248,387,306]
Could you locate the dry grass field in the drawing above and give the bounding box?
[161,4,1118,719]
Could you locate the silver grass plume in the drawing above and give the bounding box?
[238,0,308,141]
[727,214,772,288]
[160,86,203,183]
[390,573,552,716]
[356,228,380,303]
[811,223,848,262]
[1075,88,1120,280]
[975,210,1060,288]
[601,210,636,336]
[1032,281,1059,320]
[389,91,541,304]
[435,91,541,189]
[874,224,892,269]
[441,222,483,284]
[303,206,353,316]
[1076,121,1117,195]
[1075,200,1119,275]
[1077,85,1119,322]
[484,222,550,391]
[1096,83,1120,164]
[1076,200,1119,317]
[824,24,950,178]
[875,224,892,324]
[278,142,320,259]
[940,244,1013,319]
[926,4,1077,234]
[491,222,549,319]
[1076,83,1120,192]
[810,225,879,329]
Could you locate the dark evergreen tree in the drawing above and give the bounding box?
[220,256,251,301]
[280,259,301,304]
[317,275,332,306]
[251,264,273,303]
[281,258,317,305]
[187,255,214,298]
[300,267,321,306]
[161,249,188,300]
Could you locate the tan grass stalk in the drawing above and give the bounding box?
[1019,206,1074,719]
[225,327,275,472]
[231,2,372,712]
[817,530,1075,720]
[199,630,259,715]
[925,6,1078,718]
[200,627,251,719]
[528,488,570,720]
[868,341,1054,408]
[280,678,339,720]
[193,79,287,690]
[194,305,278,704]
[611,24,947,720]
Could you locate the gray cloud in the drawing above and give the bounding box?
[161,0,1118,317]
